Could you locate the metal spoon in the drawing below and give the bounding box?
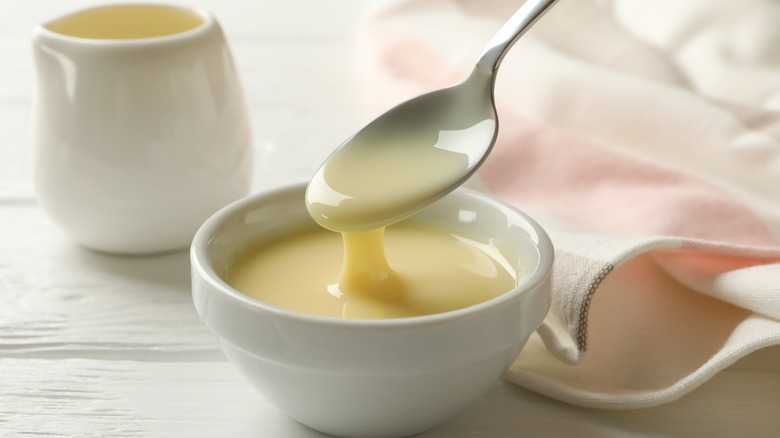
[307,0,559,232]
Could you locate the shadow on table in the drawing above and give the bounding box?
[72,244,193,294]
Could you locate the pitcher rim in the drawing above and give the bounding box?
[33,3,216,46]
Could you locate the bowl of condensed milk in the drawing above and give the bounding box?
[191,182,552,437]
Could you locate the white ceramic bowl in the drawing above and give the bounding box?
[191,183,553,438]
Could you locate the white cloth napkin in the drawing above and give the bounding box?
[358,0,780,408]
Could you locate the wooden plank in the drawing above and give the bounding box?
[0,204,221,360]
[0,359,312,437]
[1,353,779,438]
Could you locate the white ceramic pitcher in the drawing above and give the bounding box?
[32,4,252,255]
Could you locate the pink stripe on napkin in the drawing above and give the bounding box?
[481,112,779,248]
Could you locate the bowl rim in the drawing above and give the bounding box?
[191,182,553,330]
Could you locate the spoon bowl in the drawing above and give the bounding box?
[306,0,559,232]
[306,70,496,232]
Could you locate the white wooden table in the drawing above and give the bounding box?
[2,1,779,436]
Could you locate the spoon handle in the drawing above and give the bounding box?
[475,0,559,74]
